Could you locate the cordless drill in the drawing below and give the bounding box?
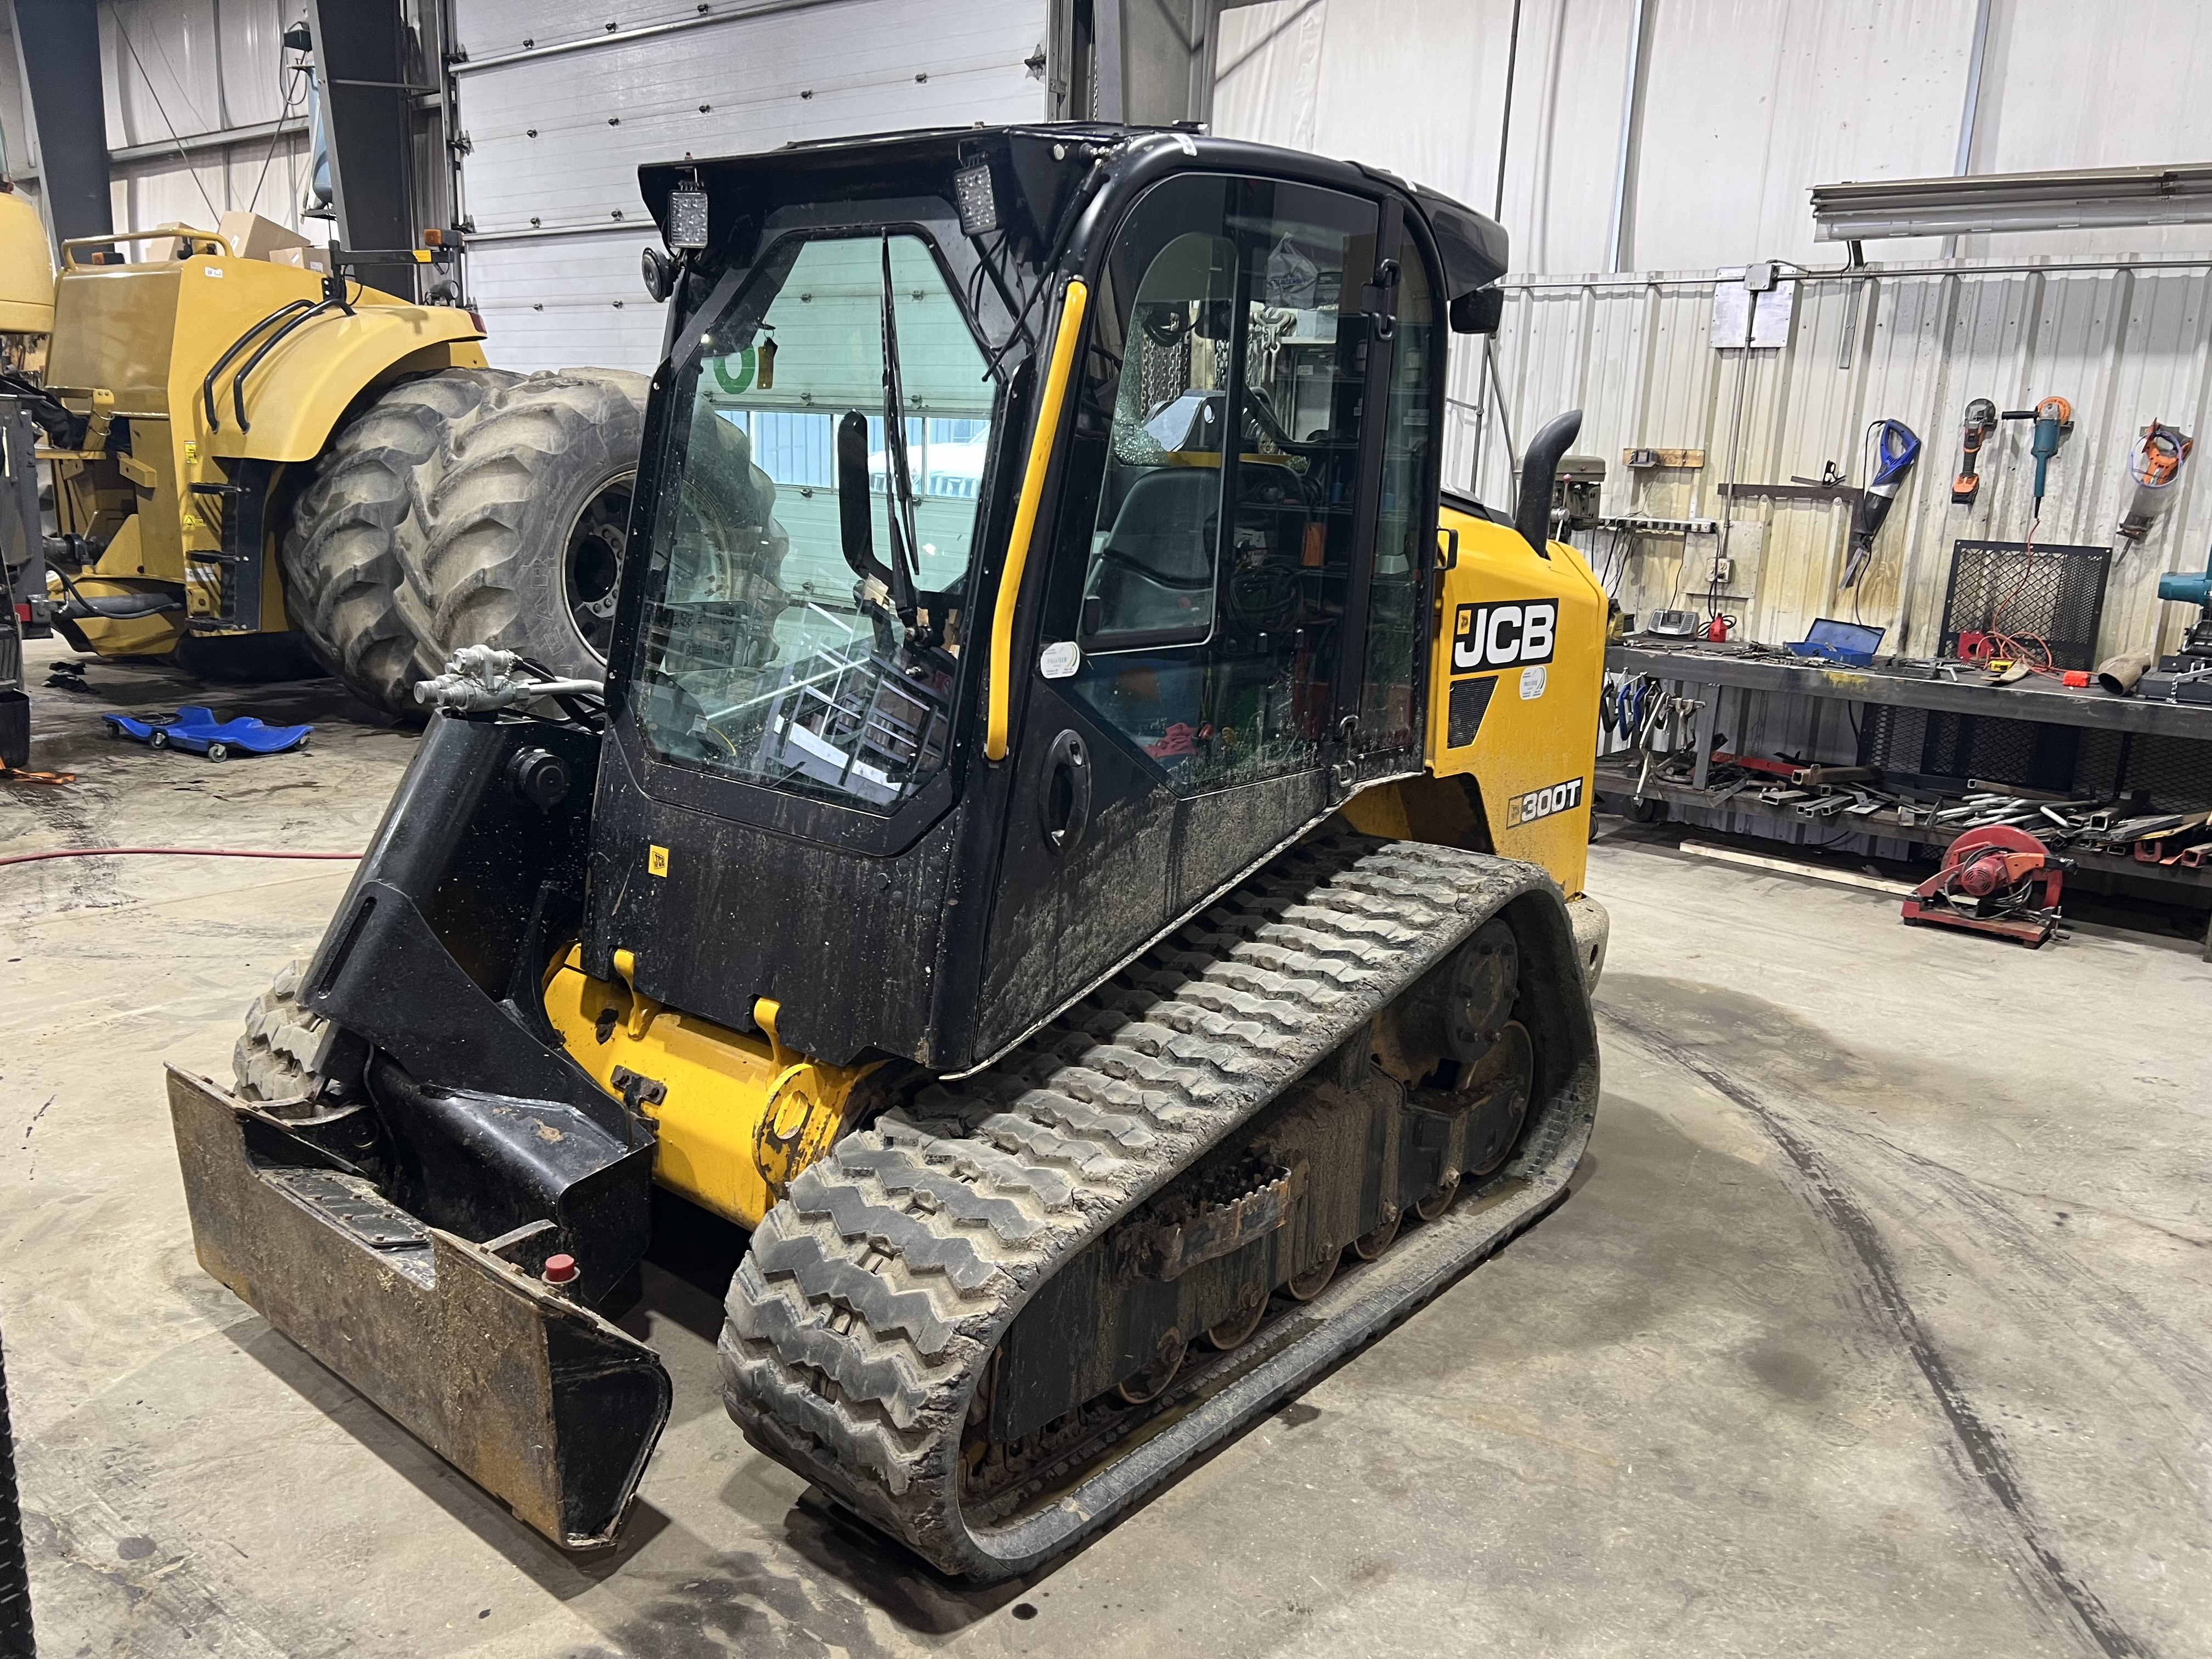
[1951,397,1997,504]
[2002,396,2074,517]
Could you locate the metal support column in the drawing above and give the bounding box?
[1092,0,1125,122]
[1061,1,1220,127]
[0,399,40,774]
[1939,0,1995,262]
[11,0,111,244]
[1692,683,1719,791]
[1606,0,1654,274]
[304,0,419,300]
[0,1319,32,1657]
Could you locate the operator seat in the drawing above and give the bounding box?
[1085,466,1219,636]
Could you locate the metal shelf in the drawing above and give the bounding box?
[1607,642,2212,741]
[1593,761,2212,893]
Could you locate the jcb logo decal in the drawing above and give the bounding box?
[1453,599,1558,674]
[1505,776,1584,826]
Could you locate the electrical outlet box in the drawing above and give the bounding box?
[1682,522,1765,604]
[1620,447,1705,469]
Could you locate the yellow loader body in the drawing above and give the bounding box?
[557,505,1607,1230]
[38,221,484,653]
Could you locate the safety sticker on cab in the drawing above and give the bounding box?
[1504,775,1585,826]
[1452,599,1558,674]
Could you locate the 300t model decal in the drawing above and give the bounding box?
[1505,775,1585,825]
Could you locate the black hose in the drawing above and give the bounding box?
[50,565,182,619]
[1,369,83,447]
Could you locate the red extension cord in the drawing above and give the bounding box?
[0,847,362,868]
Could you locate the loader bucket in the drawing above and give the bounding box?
[167,1066,671,1549]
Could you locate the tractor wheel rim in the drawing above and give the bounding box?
[563,471,636,661]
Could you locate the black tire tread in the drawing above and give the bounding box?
[279,366,646,716]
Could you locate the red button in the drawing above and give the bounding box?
[542,1253,578,1285]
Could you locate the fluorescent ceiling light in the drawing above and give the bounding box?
[1811,165,2212,242]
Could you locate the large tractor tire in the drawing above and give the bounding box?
[233,959,335,1103]
[280,366,649,718]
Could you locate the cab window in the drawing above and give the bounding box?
[1048,173,1384,793]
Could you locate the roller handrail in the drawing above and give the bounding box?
[229,282,358,433]
[60,228,228,268]
[201,300,318,430]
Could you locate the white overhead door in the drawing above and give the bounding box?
[449,0,1052,373]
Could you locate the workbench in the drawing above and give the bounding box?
[1608,642,2212,788]
[1597,639,2212,952]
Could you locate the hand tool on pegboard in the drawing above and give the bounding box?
[1951,397,1997,504]
[2002,396,2074,519]
[1900,824,2070,947]
[2117,420,2192,541]
[1842,418,1922,588]
[1950,399,2081,683]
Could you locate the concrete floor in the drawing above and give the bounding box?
[4,635,2208,1659]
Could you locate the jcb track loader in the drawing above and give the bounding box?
[168,125,1610,1581]
[0,202,643,719]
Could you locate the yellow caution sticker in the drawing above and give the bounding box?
[648,844,669,877]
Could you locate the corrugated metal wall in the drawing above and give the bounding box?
[1214,0,1980,273]
[448,0,1054,373]
[1217,0,2212,270]
[1455,261,2212,667]
[97,0,312,236]
[1217,0,2212,664]
[3,0,313,244]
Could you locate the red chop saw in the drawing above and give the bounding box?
[1901,825,2070,947]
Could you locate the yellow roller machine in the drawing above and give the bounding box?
[4,210,649,714]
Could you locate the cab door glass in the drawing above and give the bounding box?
[1055,174,1381,793]
[626,233,995,814]
[1358,248,1434,752]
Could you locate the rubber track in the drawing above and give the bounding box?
[721,833,1587,1578]
[233,957,333,1102]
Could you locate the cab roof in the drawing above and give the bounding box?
[639,123,1508,303]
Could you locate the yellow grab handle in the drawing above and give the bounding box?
[985,278,1090,763]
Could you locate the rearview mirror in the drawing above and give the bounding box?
[1449,287,1505,335]
[837,411,890,588]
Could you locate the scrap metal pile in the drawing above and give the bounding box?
[1637,740,2212,869]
